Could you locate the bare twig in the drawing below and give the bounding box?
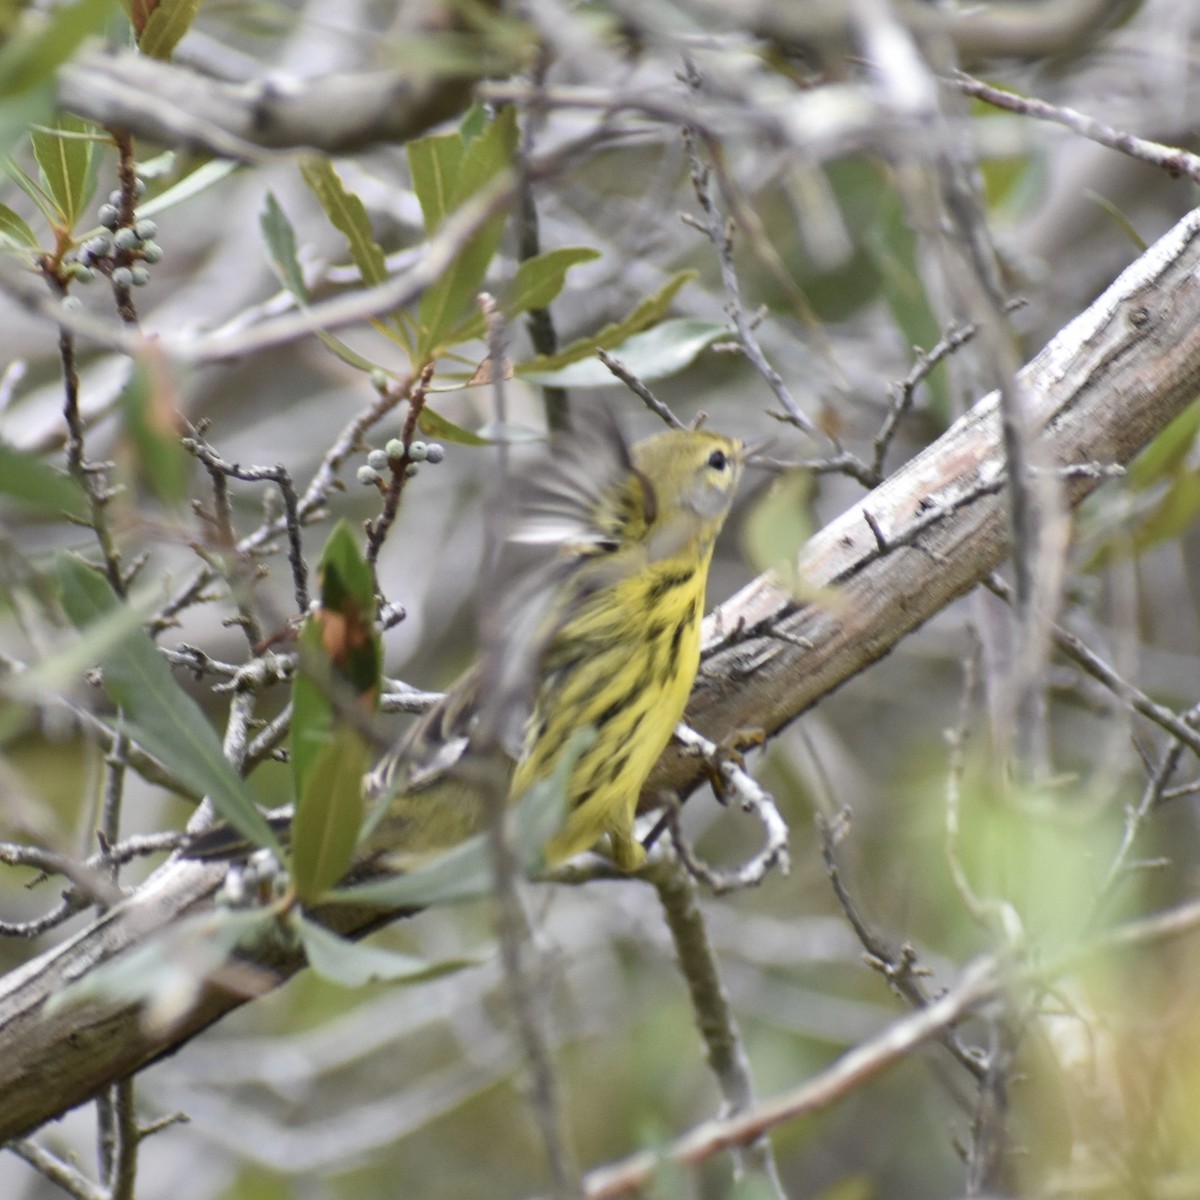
[596,349,685,430]
[645,855,785,1195]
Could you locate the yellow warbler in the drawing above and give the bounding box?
[366,412,745,870]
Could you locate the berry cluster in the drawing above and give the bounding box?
[66,175,163,288]
[357,439,446,488]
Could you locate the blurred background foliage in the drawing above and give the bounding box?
[4,0,1200,1198]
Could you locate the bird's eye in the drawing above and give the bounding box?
[707,449,728,471]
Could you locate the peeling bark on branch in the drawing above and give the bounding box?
[3,207,1200,1143]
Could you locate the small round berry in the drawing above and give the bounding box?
[85,233,113,259]
[134,218,157,240]
[133,176,147,198]
[61,294,83,313]
[98,204,120,230]
[366,449,389,472]
[370,368,389,393]
[405,463,419,478]
[356,465,382,486]
[140,241,163,264]
[108,188,124,207]
[384,438,405,461]
[425,442,445,464]
[407,440,427,462]
[130,266,150,286]
[70,264,94,283]
[111,266,134,288]
[114,227,142,252]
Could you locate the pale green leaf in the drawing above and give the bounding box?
[0,0,115,99]
[407,130,464,234]
[301,157,388,288]
[0,440,84,515]
[451,246,600,343]
[0,201,38,249]
[515,270,696,376]
[520,317,728,388]
[260,190,307,300]
[295,914,474,988]
[30,112,97,227]
[56,556,281,854]
[137,159,237,219]
[138,0,205,59]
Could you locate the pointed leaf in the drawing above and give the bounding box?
[56,555,281,853]
[301,158,388,288]
[137,0,204,60]
[416,107,517,356]
[291,729,369,902]
[416,405,492,446]
[515,270,696,376]
[31,113,98,227]
[521,318,729,387]
[0,440,84,516]
[294,913,473,988]
[0,0,115,100]
[0,202,38,249]
[260,190,308,300]
[138,159,237,219]
[452,246,600,343]
[408,130,464,234]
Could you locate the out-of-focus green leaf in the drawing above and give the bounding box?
[118,358,188,506]
[742,470,814,587]
[301,158,388,288]
[46,908,278,1021]
[416,106,517,357]
[1127,402,1200,490]
[294,913,474,987]
[0,440,84,516]
[56,555,281,853]
[0,0,115,99]
[290,523,380,885]
[516,270,696,377]
[451,246,600,343]
[0,201,37,249]
[138,159,236,219]
[330,732,590,909]
[417,405,492,446]
[137,0,204,59]
[260,191,387,375]
[408,129,464,235]
[291,728,368,903]
[1084,189,1148,252]
[260,190,307,299]
[30,112,98,227]
[520,318,728,388]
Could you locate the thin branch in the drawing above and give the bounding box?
[646,856,785,1195]
[952,72,1200,184]
[596,349,685,430]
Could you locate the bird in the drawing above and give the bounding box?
[361,408,746,871]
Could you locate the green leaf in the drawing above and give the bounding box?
[260,190,307,300]
[137,158,237,219]
[1127,401,1200,490]
[0,201,38,249]
[0,0,115,100]
[56,556,281,854]
[741,470,814,591]
[515,269,696,376]
[408,130,464,235]
[300,158,388,288]
[0,439,84,516]
[260,191,389,375]
[290,522,380,843]
[329,731,589,909]
[46,908,278,1019]
[137,0,205,59]
[118,360,188,506]
[30,112,98,227]
[294,913,474,988]
[520,317,728,388]
[291,729,368,903]
[416,107,517,357]
[416,405,492,446]
[451,246,600,342]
